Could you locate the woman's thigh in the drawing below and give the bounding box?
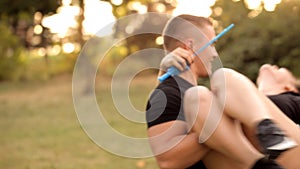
[203,150,248,169]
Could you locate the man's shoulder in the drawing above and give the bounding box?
[149,85,180,104]
[157,77,178,88]
[152,78,181,96]
[146,78,186,128]
[156,76,192,92]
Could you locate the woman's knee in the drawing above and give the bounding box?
[185,86,213,109]
[184,86,213,129]
[211,68,239,85]
[211,68,253,92]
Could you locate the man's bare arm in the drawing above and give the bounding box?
[148,120,210,169]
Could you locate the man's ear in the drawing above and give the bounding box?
[183,38,194,50]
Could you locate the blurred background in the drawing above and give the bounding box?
[0,0,299,168]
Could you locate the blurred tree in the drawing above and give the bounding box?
[1,0,298,81]
[0,0,60,81]
[77,0,85,46]
[213,0,300,80]
[103,0,300,80]
[102,0,175,55]
[0,22,24,81]
[0,0,59,48]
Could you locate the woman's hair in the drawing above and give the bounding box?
[296,79,300,92]
[162,14,212,52]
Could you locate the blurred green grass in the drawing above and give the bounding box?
[0,73,159,169]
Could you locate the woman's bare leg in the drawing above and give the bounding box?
[210,68,300,168]
[203,150,246,169]
[184,86,263,168]
[210,68,272,130]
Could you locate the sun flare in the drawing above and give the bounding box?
[42,0,282,39]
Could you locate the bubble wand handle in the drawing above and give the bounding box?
[158,23,234,82]
[195,23,234,55]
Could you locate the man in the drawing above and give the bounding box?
[145,14,297,169]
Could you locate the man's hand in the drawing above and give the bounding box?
[160,47,194,72]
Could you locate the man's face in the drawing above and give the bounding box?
[192,25,219,77]
[257,64,297,92]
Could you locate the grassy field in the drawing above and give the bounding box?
[0,73,159,169]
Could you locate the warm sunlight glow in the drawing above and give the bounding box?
[263,0,282,11]
[173,0,216,17]
[42,0,115,37]
[63,43,75,53]
[127,1,148,14]
[62,0,72,6]
[155,36,164,45]
[47,45,61,55]
[111,0,123,6]
[34,25,43,34]
[248,9,262,18]
[245,0,262,10]
[34,12,43,23]
[83,0,115,36]
[264,3,276,11]
[42,3,80,38]
[38,48,46,57]
[245,0,282,11]
[41,0,283,39]
[154,3,166,13]
[213,7,223,16]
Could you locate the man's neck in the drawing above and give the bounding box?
[178,69,198,86]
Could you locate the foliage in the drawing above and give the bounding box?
[214,0,300,80]
[0,0,80,81]
[103,0,173,59]
[0,0,58,15]
[1,0,299,81]
[0,21,26,81]
[0,0,59,47]
[0,20,76,82]
[22,54,76,81]
[103,0,300,80]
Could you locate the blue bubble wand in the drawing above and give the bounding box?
[158,23,235,82]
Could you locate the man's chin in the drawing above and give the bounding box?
[198,66,212,77]
[199,71,210,78]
